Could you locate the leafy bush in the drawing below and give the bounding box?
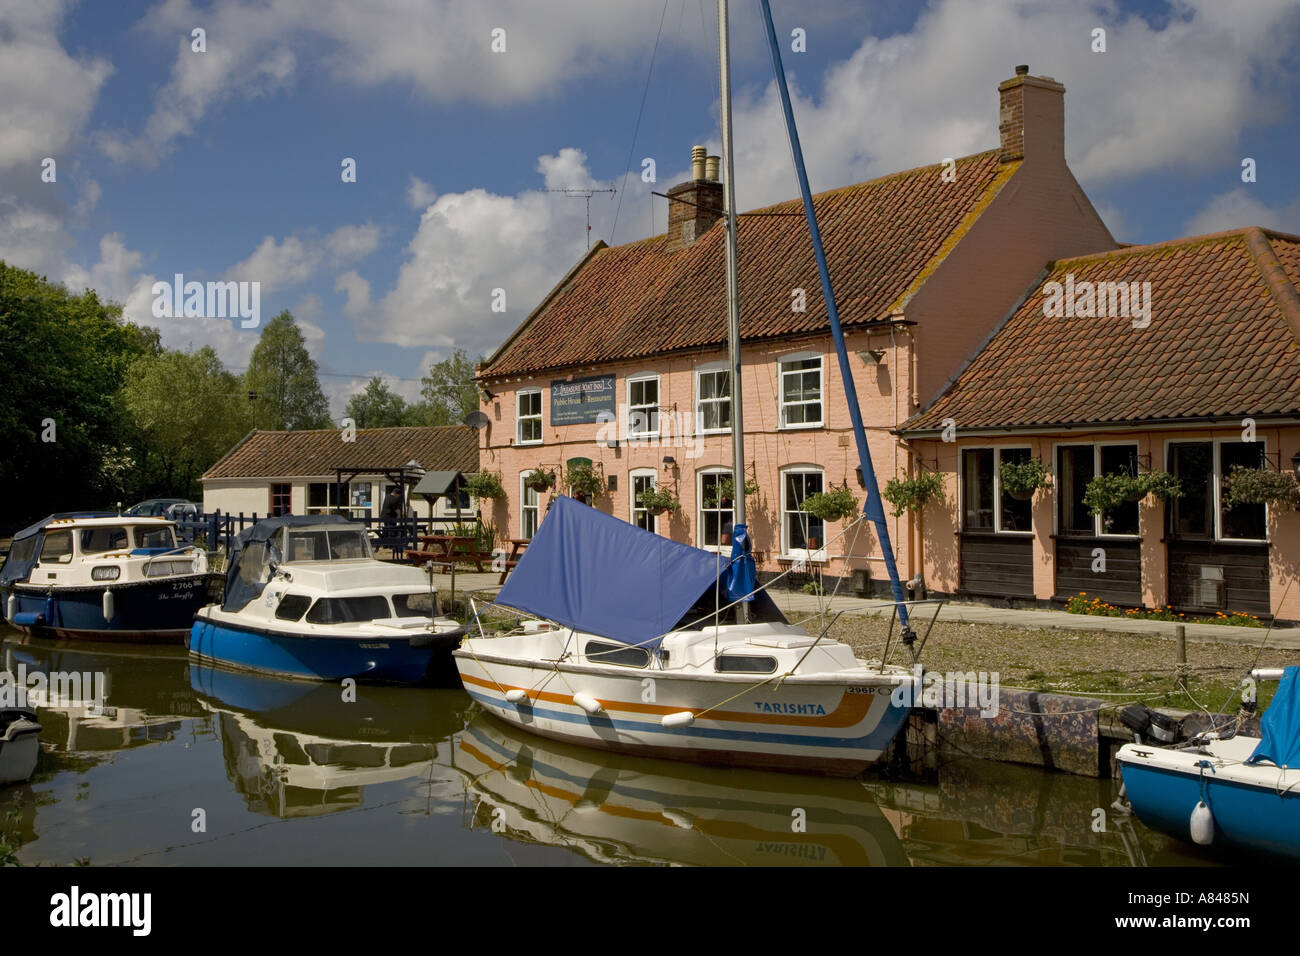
[464,471,505,500]
[999,457,1051,496]
[638,485,680,514]
[800,484,859,522]
[1223,466,1300,510]
[563,461,604,501]
[882,471,945,517]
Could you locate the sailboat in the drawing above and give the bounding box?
[453,0,924,776]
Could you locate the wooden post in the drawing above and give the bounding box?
[1175,624,1188,694]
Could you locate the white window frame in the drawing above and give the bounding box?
[519,472,540,539]
[630,468,657,533]
[516,388,542,446]
[626,373,660,440]
[780,466,828,562]
[1050,442,1142,539]
[959,446,1035,535]
[697,468,734,553]
[695,361,732,436]
[777,351,824,430]
[1165,438,1269,544]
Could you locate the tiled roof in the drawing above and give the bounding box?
[902,228,1300,432]
[203,426,479,479]
[481,150,1015,377]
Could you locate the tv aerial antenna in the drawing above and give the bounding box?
[547,187,616,249]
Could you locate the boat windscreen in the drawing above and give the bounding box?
[283,527,372,562]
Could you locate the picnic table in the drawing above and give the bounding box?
[405,534,493,573]
[497,538,530,584]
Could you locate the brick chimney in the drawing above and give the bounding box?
[665,145,724,252]
[998,65,1065,164]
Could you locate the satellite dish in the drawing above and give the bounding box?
[463,411,490,430]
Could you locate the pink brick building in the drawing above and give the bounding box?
[473,66,1118,596]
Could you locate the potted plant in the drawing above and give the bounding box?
[524,468,556,493]
[800,484,859,523]
[464,470,505,501]
[1224,466,1300,510]
[882,471,946,517]
[638,486,681,516]
[563,461,604,504]
[1140,470,1183,503]
[717,476,760,508]
[999,457,1051,500]
[1082,473,1144,515]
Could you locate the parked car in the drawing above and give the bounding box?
[124,498,199,519]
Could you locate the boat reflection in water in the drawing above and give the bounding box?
[1,638,195,753]
[454,712,909,866]
[190,664,470,819]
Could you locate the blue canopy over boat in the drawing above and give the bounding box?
[0,512,117,587]
[1248,665,1300,769]
[223,514,354,611]
[496,495,749,650]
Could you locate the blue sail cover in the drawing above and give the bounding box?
[1248,665,1300,769]
[726,523,756,603]
[496,495,734,650]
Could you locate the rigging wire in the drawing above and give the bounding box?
[610,0,672,244]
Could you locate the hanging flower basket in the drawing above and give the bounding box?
[882,471,946,517]
[464,471,505,501]
[638,486,680,517]
[800,484,859,522]
[524,468,555,493]
[1223,466,1300,510]
[563,462,604,503]
[1000,457,1051,500]
[1083,473,1143,515]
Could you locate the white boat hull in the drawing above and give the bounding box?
[455,645,912,776]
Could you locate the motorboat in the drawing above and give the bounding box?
[1116,666,1300,860]
[0,707,41,785]
[189,515,465,683]
[0,512,213,642]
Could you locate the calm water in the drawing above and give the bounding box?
[1,629,1213,867]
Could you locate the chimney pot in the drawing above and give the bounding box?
[705,155,720,182]
[1015,64,1029,75]
[691,145,707,181]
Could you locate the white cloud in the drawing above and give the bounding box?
[1183,188,1300,237]
[347,149,601,353]
[407,175,438,210]
[104,0,710,162]
[225,224,379,294]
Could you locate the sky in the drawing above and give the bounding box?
[2,0,1299,418]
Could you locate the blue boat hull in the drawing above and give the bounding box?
[188,615,458,684]
[1119,759,1300,860]
[2,577,214,642]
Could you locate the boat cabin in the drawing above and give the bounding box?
[2,515,199,589]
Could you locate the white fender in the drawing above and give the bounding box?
[661,711,695,728]
[505,689,528,704]
[102,588,115,622]
[573,693,604,715]
[192,549,208,574]
[1190,801,1214,845]
[6,594,15,622]
[662,809,694,829]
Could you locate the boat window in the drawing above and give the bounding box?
[583,640,649,668]
[80,526,130,553]
[305,595,391,625]
[275,594,312,621]
[393,592,437,617]
[716,654,777,674]
[137,527,176,549]
[285,530,329,561]
[327,529,371,560]
[39,531,74,564]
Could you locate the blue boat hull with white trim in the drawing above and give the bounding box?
[3,576,214,642]
[189,612,460,684]
[1117,736,1300,860]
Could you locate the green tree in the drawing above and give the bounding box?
[418,349,482,426]
[123,346,253,498]
[0,262,158,523]
[244,310,331,430]
[344,376,412,428]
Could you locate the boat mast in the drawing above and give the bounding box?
[717,0,748,623]
[756,0,912,632]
